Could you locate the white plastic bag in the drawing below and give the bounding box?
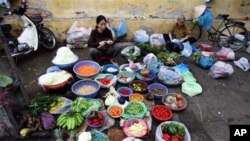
[181,41,193,57]
[208,61,234,78]
[149,33,165,46]
[121,46,141,60]
[66,21,92,44]
[114,19,127,38]
[216,47,235,60]
[234,57,250,71]
[134,30,150,43]
[143,53,157,66]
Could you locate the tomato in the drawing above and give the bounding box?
[176,94,182,101]
[98,79,111,85]
[172,134,181,141]
[162,133,171,141]
[177,100,184,109]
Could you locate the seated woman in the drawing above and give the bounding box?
[88,15,120,64]
[164,15,196,44]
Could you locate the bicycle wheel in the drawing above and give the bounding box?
[190,24,202,41]
[39,27,56,50]
[217,24,249,50]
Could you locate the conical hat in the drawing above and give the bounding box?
[192,5,206,19]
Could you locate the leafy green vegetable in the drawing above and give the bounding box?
[29,95,57,117]
[157,52,181,66]
[0,74,13,88]
[124,102,143,115]
[70,97,90,113]
[136,42,166,55]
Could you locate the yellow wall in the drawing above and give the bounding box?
[1,0,250,42]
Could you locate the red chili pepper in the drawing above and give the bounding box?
[119,89,130,95]
[98,79,111,85]
[162,133,171,141]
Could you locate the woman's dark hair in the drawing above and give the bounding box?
[96,15,107,24]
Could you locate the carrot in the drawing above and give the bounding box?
[109,106,122,116]
[77,66,97,76]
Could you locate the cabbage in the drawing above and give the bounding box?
[41,112,55,130]
[0,74,13,88]
[38,71,72,85]
[52,47,78,64]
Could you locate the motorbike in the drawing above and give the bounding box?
[0,0,56,57]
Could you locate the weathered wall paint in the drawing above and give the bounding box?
[1,0,249,42]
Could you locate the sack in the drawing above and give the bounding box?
[149,34,165,46]
[181,41,193,57]
[208,61,234,78]
[114,19,128,38]
[197,55,214,69]
[216,47,235,60]
[182,81,202,97]
[158,66,183,86]
[198,44,212,52]
[121,46,141,60]
[234,57,250,71]
[134,30,150,43]
[143,53,158,66]
[147,60,164,73]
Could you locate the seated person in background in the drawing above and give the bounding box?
[163,14,196,44]
[88,15,119,64]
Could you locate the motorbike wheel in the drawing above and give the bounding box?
[39,27,56,50]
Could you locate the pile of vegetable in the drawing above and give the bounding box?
[29,95,57,117]
[150,88,165,95]
[164,94,185,110]
[52,47,78,64]
[123,119,148,138]
[152,105,172,121]
[76,66,97,76]
[98,78,111,85]
[76,85,97,95]
[49,97,65,113]
[118,76,132,82]
[87,111,105,126]
[131,83,144,92]
[129,94,144,102]
[38,71,72,86]
[118,88,131,95]
[70,97,90,113]
[19,115,42,137]
[136,43,166,55]
[161,123,185,141]
[108,105,123,118]
[157,52,181,66]
[56,112,84,130]
[124,102,144,116]
[41,112,56,130]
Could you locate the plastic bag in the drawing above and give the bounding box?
[182,81,202,97]
[208,61,234,78]
[174,63,189,74]
[216,47,235,60]
[107,22,116,41]
[66,21,92,44]
[158,66,183,86]
[114,19,127,38]
[197,44,212,52]
[234,57,250,71]
[143,53,158,66]
[150,33,165,46]
[121,46,141,60]
[134,30,150,43]
[197,55,214,69]
[94,74,117,88]
[147,60,164,73]
[182,71,197,82]
[181,41,193,57]
[166,42,184,53]
[0,0,10,8]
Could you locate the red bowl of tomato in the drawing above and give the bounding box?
[151,105,172,122]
